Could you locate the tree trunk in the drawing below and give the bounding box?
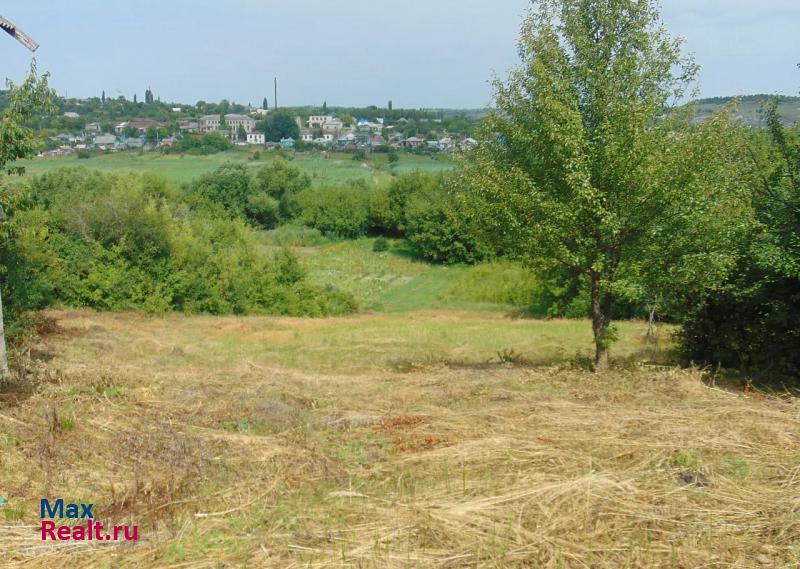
[590,271,610,371]
[645,302,658,344]
[0,287,10,378]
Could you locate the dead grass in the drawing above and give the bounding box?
[0,310,798,567]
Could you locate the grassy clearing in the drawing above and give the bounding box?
[0,310,798,567]
[297,238,542,313]
[16,150,453,186]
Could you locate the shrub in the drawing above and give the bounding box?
[252,158,311,220]
[296,185,370,238]
[373,236,389,252]
[171,132,232,155]
[3,168,357,319]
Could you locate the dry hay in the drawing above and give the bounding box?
[0,312,798,568]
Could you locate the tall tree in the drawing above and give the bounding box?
[0,63,54,374]
[133,93,137,104]
[144,88,154,104]
[264,110,299,142]
[101,90,105,105]
[456,0,749,369]
[322,101,327,113]
[388,100,393,111]
[262,96,268,110]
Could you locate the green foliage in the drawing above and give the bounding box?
[170,132,232,155]
[297,185,371,238]
[386,172,489,263]
[0,62,55,175]
[192,162,251,217]
[372,236,389,252]
[1,168,356,318]
[252,158,312,221]
[680,103,800,380]
[264,111,299,142]
[456,0,751,366]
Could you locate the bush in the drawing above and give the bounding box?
[372,236,389,252]
[2,167,357,319]
[296,185,370,238]
[76,151,92,159]
[677,108,800,381]
[251,158,311,220]
[391,173,490,264]
[171,132,232,155]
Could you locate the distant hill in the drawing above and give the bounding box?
[693,94,800,126]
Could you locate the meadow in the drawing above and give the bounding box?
[16,149,454,186]
[1,308,797,568]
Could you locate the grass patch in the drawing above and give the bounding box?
[16,150,453,186]
[0,309,796,567]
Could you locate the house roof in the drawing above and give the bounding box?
[224,113,254,121]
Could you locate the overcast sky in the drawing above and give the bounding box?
[1,1,798,108]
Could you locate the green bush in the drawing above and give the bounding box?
[2,167,357,319]
[372,236,389,252]
[296,185,370,238]
[170,132,232,155]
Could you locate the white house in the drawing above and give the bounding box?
[247,132,265,145]
[199,114,256,134]
[308,115,343,133]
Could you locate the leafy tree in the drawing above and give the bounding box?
[192,162,252,217]
[680,99,800,379]
[145,126,158,145]
[0,62,55,373]
[123,125,139,138]
[252,158,311,219]
[456,0,750,369]
[237,124,247,142]
[264,110,299,142]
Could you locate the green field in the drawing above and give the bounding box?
[16,149,454,186]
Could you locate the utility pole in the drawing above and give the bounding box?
[0,14,39,377]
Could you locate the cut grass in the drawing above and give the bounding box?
[0,309,797,567]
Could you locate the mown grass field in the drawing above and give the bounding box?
[16,150,453,186]
[1,310,798,567]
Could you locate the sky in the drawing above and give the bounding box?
[0,0,798,108]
